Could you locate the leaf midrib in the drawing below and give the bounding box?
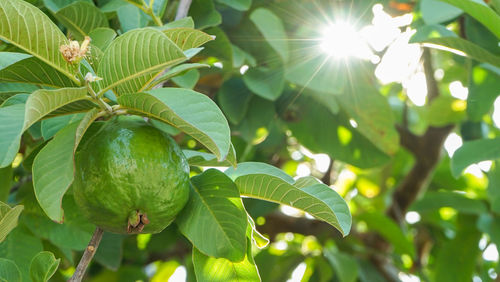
[98,57,185,95]
[192,182,244,254]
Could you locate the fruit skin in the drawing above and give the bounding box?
[73,116,190,234]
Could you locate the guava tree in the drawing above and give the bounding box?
[0,0,500,281]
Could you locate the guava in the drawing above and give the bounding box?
[73,116,190,234]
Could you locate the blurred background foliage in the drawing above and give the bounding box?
[2,0,500,281]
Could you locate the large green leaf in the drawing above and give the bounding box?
[189,0,222,29]
[337,85,399,155]
[324,248,359,282]
[357,212,415,256]
[421,0,462,24]
[163,28,214,51]
[97,28,186,96]
[23,87,89,131]
[286,95,390,168]
[177,169,247,261]
[0,52,31,69]
[94,233,124,270]
[116,3,149,32]
[29,251,60,282]
[183,149,235,167]
[451,138,500,177]
[33,110,100,222]
[88,28,117,51]
[0,104,25,168]
[433,215,481,282]
[243,66,285,101]
[0,0,78,84]
[438,0,500,39]
[0,201,24,242]
[412,36,500,67]
[216,0,251,11]
[22,192,95,251]
[409,191,487,214]
[192,242,260,282]
[117,88,231,161]
[0,227,43,282]
[0,57,78,88]
[0,166,12,202]
[217,78,253,125]
[225,163,352,236]
[249,8,289,62]
[55,1,108,40]
[467,65,500,121]
[150,63,208,88]
[0,258,21,282]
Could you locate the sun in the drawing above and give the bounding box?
[319,21,373,60]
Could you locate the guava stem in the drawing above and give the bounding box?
[69,227,104,282]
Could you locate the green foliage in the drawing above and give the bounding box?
[2,0,500,281]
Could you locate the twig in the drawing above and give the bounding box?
[69,227,104,282]
[175,0,192,20]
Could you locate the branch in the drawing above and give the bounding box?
[175,0,192,20]
[69,227,104,282]
[422,48,439,103]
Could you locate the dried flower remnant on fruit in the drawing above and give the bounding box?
[60,36,91,64]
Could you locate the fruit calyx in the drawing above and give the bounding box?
[127,210,150,233]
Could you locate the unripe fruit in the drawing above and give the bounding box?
[73,116,190,234]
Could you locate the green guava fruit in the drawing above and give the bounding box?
[73,116,190,234]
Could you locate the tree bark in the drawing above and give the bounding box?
[69,227,104,282]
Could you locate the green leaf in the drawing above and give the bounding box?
[42,0,93,12]
[421,0,462,24]
[0,202,24,242]
[192,243,260,282]
[177,169,247,261]
[1,94,29,107]
[23,87,89,131]
[0,52,31,69]
[117,88,231,161]
[189,0,222,29]
[0,104,24,168]
[0,258,21,282]
[88,28,117,51]
[171,69,200,89]
[0,226,43,282]
[451,138,500,177]
[249,8,289,62]
[438,0,500,39]
[97,28,186,96]
[421,95,466,126]
[357,212,415,256]
[286,95,390,168]
[216,0,251,11]
[0,0,78,84]
[22,193,95,251]
[243,66,285,101]
[33,110,101,222]
[324,248,359,282]
[29,251,60,282]
[217,78,253,125]
[183,149,235,167]
[55,1,108,40]
[337,85,400,155]
[161,17,195,29]
[467,65,500,120]
[410,191,487,214]
[412,36,500,67]
[0,57,78,88]
[225,162,352,236]
[151,63,208,88]
[117,4,149,32]
[434,215,481,282]
[163,28,214,51]
[0,166,12,202]
[41,113,85,140]
[201,27,233,72]
[94,233,124,270]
